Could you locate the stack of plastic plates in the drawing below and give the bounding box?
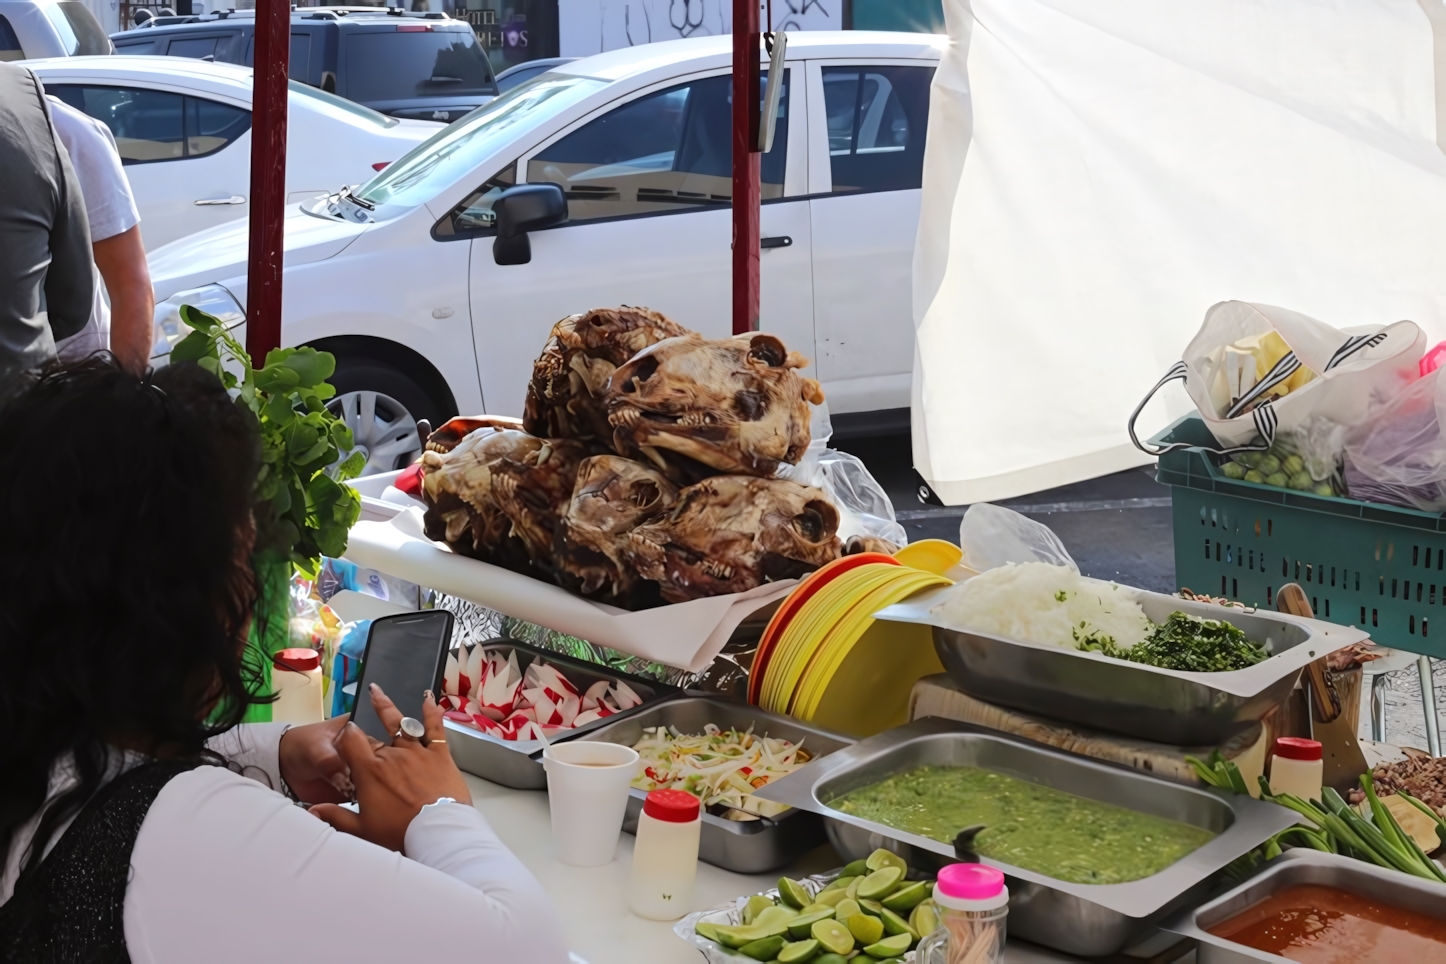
[749,543,957,738]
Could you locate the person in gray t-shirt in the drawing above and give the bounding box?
[0,63,93,384]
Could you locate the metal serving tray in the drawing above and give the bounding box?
[876,586,1366,745]
[563,695,854,873]
[1165,849,1446,962]
[444,639,674,790]
[754,717,1298,958]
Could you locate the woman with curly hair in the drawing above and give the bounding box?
[0,359,565,963]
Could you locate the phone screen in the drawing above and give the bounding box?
[351,611,454,743]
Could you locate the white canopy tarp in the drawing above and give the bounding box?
[914,0,1446,504]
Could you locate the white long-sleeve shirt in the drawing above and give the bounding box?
[2,725,568,964]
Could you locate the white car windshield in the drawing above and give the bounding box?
[288,81,399,128]
[355,73,604,218]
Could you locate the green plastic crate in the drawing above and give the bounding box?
[1153,414,1446,659]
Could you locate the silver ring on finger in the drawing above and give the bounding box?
[394,716,427,746]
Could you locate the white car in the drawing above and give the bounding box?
[26,55,442,250]
[148,32,943,473]
[0,0,110,61]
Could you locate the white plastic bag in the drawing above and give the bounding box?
[780,403,908,548]
[1130,302,1423,457]
[1343,367,1446,512]
[958,503,1077,573]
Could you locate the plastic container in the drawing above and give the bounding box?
[916,863,1008,964]
[542,740,638,867]
[1268,736,1323,801]
[271,648,324,724]
[1152,414,1446,660]
[629,788,701,921]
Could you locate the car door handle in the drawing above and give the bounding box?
[194,196,247,206]
[760,235,792,249]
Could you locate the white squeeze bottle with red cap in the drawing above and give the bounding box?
[916,863,1008,964]
[1268,737,1323,802]
[271,648,324,724]
[629,789,701,921]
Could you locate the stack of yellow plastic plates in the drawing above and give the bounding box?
[754,547,953,738]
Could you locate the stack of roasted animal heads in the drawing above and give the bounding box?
[553,455,679,608]
[605,332,825,484]
[421,427,585,577]
[626,476,843,603]
[523,307,690,451]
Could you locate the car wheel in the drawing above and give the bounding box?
[326,360,438,476]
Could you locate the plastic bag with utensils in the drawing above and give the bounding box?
[1343,366,1446,512]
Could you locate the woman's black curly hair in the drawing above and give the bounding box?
[0,357,264,881]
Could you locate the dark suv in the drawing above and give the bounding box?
[110,8,497,122]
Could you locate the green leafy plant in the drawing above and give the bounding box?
[171,305,364,576]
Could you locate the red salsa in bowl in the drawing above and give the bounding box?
[1208,884,1446,962]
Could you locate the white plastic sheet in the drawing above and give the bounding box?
[914,0,1446,505]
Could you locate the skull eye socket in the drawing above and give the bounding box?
[628,479,661,508]
[794,500,838,542]
[734,390,767,421]
[748,335,787,367]
[621,354,659,393]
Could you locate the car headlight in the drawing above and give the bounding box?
[151,284,246,360]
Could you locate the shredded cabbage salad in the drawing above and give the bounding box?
[631,724,814,821]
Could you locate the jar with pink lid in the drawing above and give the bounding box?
[915,863,1008,964]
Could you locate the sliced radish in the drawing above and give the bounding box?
[610,680,643,710]
[443,651,460,698]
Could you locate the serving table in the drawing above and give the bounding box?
[462,773,1195,964]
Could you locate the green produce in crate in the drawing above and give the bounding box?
[1237,451,1262,468]
[1264,471,1289,487]
[1244,469,1266,483]
[1283,454,1305,475]
[1221,461,1247,479]
[740,935,788,961]
[1313,482,1335,496]
[1258,454,1281,475]
[1287,471,1313,491]
[777,938,821,963]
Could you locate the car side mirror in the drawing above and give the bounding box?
[492,184,568,266]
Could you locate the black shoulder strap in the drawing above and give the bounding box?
[0,759,204,964]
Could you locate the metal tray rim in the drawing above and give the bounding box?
[754,717,1299,919]
[877,586,1365,697]
[1161,848,1446,961]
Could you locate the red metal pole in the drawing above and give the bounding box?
[731,0,760,336]
[245,0,290,362]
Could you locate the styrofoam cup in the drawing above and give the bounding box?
[542,741,640,867]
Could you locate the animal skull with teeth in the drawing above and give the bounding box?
[524,307,691,450]
[425,415,523,455]
[605,332,825,484]
[420,427,586,575]
[553,455,679,606]
[624,475,842,602]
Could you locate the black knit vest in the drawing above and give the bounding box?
[0,760,203,963]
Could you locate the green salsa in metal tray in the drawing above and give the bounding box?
[831,765,1216,885]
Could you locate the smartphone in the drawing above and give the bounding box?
[350,610,454,743]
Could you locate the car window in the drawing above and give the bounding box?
[288,80,400,128]
[344,28,497,102]
[167,35,218,59]
[290,32,311,80]
[434,163,515,238]
[0,15,22,61]
[113,38,159,54]
[46,1,110,55]
[47,85,251,164]
[526,70,788,224]
[821,65,933,194]
[496,62,551,93]
[357,73,605,218]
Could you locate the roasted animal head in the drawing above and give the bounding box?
[554,455,679,605]
[606,332,824,484]
[420,427,532,570]
[425,415,524,455]
[625,476,842,603]
[420,428,586,574]
[523,307,692,448]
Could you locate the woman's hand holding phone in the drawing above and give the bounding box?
[309,683,473,852]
